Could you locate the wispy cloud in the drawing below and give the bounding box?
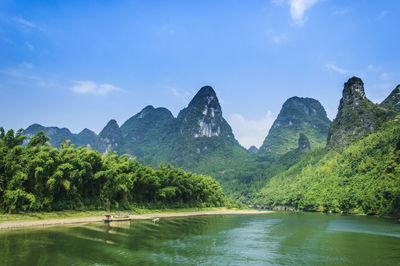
[228,112,276,149]
[332,8,349,16]
[273,33,287,44]
[380,72,390,81]
[70,81,121,95]
[0,63,58,88]
[171,88,193,103]
[325,63,350,75]
[379,10,388,19]
[14,17,37,29]
[26,42,34,50]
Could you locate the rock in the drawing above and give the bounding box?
[297,133,311,151]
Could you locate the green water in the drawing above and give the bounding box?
[1,212,400,265]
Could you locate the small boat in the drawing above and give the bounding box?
[104,214,130,222]
[152,218,160,223]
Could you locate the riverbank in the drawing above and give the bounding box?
[0,208,273,230]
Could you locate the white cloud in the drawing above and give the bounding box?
[171,88,193,103]
[70,81,121,95]
[271,0,320,24]
[14,17,37,28]
[228,112,276,149]
[289,0,319,23]
[273,33,287,44]
[325,63,349,75]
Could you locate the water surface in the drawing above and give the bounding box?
[1,212,399,265]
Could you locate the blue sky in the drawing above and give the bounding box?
[1,0,399,148]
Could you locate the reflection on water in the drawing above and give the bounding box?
[0,212,400,265]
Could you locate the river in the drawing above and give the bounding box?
[1,212,399,265]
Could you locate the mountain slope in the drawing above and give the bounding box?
[120,105,174,161]
[380,85,400,112]
[259,97,331,156]
[327,77,396,148]
[257,118,400,216]
[167,86,244,168]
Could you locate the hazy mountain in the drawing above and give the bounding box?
[248,146,258,154]
[23,124,94,148]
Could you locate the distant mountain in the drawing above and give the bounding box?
[327,77,396,148]
[75,128,97,148]
[259,96,331,156]
[96,119,123,154]
[23,123,95,148]
[380,85,400,112]
[248,146,258,154]
[119,105,175,162]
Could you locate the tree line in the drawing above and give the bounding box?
[0,128,226,213]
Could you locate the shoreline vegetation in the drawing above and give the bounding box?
[0,208,272,230]
[0,129,228,214]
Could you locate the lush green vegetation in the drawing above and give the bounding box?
[0,128,226,213]
[259,97,331,155]
[256,119,400,217]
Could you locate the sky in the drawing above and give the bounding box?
[0,0,399,149]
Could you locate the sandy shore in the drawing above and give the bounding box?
[0,210,273,230]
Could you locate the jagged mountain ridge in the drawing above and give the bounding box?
[24,124,97,148]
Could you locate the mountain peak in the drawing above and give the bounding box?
[328,77,396,148]
[78,128,95,135]
[177,85,233,139]
[187,85,218,109]
[96,119,122,153]
[339,76,366,109]
[259,96,331,155]
[248,145,258,154]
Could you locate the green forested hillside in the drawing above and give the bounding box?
[0,128,226,213]
[259,97,331,156]
[380,85,400,112]
[256,119,400,217]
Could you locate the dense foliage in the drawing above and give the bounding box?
[0,128,226,213]
[256,120,400,217]
[259,97,331,155]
